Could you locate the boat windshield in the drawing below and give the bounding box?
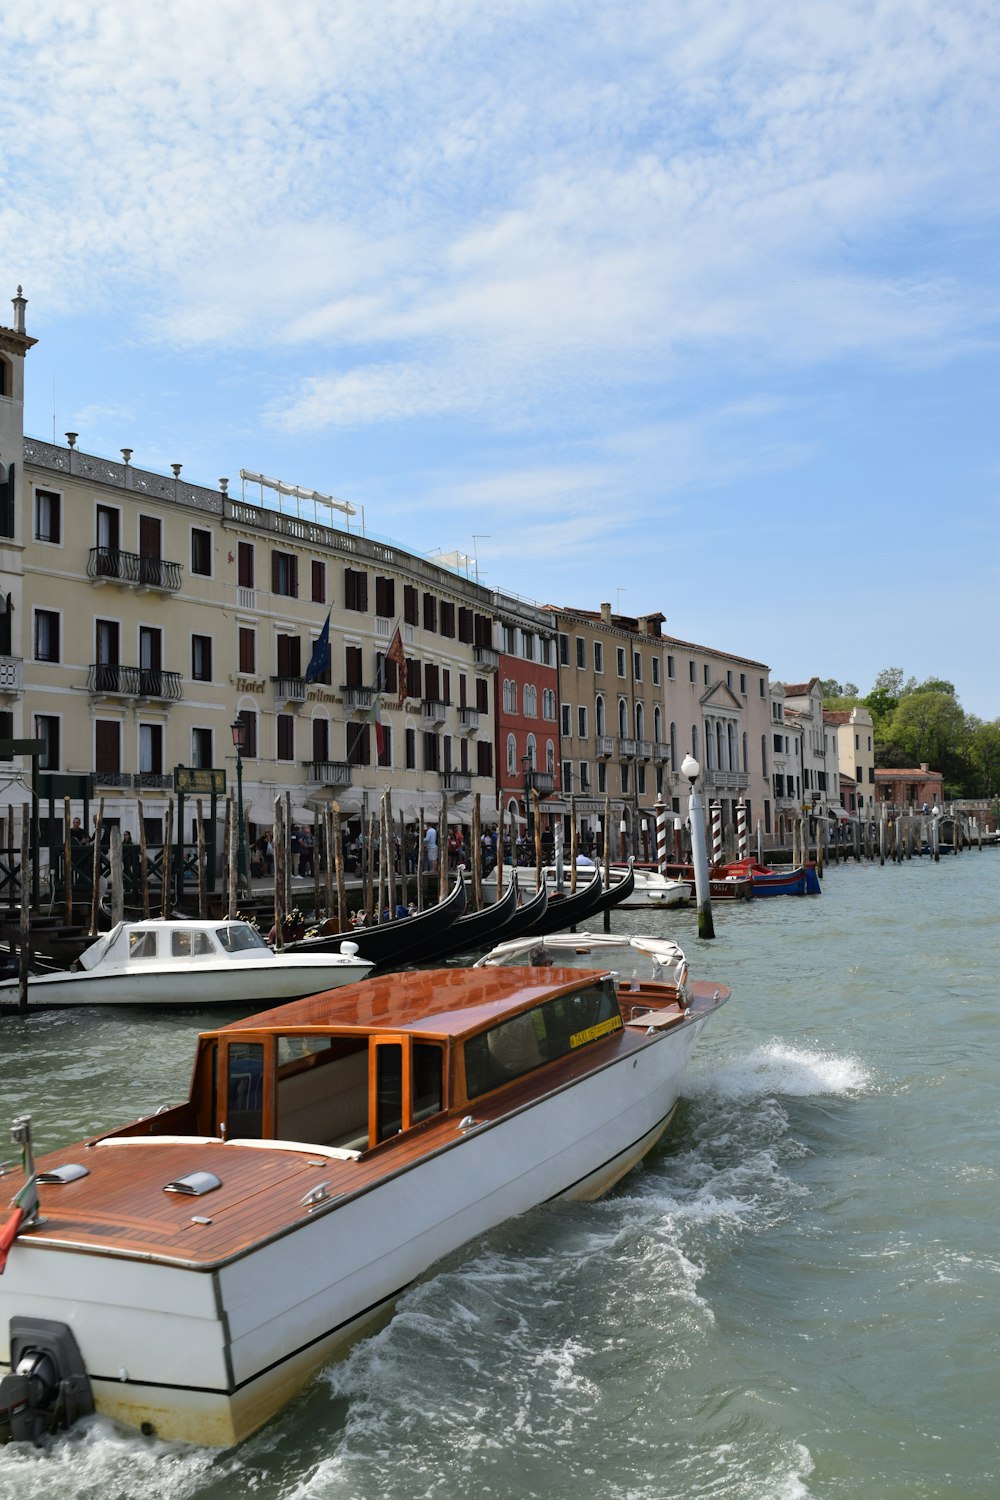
[215,924,268,954]
[489,941,674,984]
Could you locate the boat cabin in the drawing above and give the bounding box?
[76,919,272,971]
[102,967,626,1157]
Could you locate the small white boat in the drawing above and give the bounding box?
[0,944,729,1445]
[0,919,373,1010]
[607,863,692,908]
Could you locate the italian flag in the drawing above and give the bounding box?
[0,1174,38,1275]
[368,694,384,759]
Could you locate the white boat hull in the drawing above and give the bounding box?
[0,1014,707,1443]
[0,955,370,1009]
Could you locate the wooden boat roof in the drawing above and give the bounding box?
[210,965,608,1040]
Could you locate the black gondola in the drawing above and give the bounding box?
[588,858,637,915]
[281,874,467,968]
[516,864,606,938]
[400,871,522,965]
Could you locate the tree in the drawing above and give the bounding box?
[886,691,965,771]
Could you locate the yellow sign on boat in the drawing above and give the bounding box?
[569,1015,623,1049]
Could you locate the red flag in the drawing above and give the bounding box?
[0,1206,24,1275]
[386,627,407,708]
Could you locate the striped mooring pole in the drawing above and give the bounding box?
[710,801,723,867]
[654,794,668,875]
[736,797,748,861]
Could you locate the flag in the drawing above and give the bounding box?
[386,626,407,707]
[368,694,385,760]
[304,611,331,683]
[0,1174,38,1275]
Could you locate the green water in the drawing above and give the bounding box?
[0,853,997,1499]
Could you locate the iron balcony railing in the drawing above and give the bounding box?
[88,547,182,591]
[303,760,353,784]
[88,664,183,701]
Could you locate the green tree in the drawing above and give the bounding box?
[968,718,1000,797]
[886,691,965,771]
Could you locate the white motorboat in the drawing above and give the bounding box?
[0,946,730,1445]
[475,928,690,988]
[607,863,692,908]
[0,918,373,1010]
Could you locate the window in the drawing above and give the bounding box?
[477,740,493,778]
[375,576,395,618]
[406,727,416,769]
[440,601,455,638]
[35,715,60,770]
[238,542,255,589]
[506,735,517,775]
[139,722,164,774]
[621,763,630,794]
[561,703,571,737]
[403,584,419,626]
[191,529,212,576]
[311,561,326,604]
[667,654,675,679]
[238,627,256,674]
[34,609,60,662]
[276,714,295,761]
[276,634,302,678]
[704,664,710,685]
[559,634,569,666]
[423,731,440,772]
[575,637,585,668]
[594,642,603,673]
[463,981,621,1097]
[542,688,556,720]
[579,761,590,792]
[476,678,489,713]
[502,624,516,654]
[458,607,474,644]
[727,670,733,689]
[377,724,392,768]
[523,684,537,717]
[273,551,298,598]
[740,673,747,694]
[423,593,437,632]
[503,678,515,714]
[597,761,606,793]
[689,660,696,683]
[617,648,626,677]
[34,489,61,544]
[311,717,329,763]
[191,728,212,769]
[577,705,588,738]
[633,652,642,681]
[95,719,121,775]
[191,635,212,681]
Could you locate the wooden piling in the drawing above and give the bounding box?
[569,796,578,894]
[62,795,73,926]
[161,801,173,919]
[17,813,31,1014]
[196,800,207,916]
[90,797,106,934]
[471,793,482,912]
[108,825,124,927]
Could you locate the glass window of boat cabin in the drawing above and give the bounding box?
[464,979,622,1100]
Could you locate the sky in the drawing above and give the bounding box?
[2,0,998,719]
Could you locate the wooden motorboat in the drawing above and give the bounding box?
[0,919,373,1011]
[281,875,467,969]
[663,863,754,901]
[608,862,692,908]
[0,947,730,1446]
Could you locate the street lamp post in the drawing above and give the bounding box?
[231,717,249,885]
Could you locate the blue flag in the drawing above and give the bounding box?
[304,611,331,682]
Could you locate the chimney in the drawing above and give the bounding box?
[11,286,26,335]
[600,602,612,624]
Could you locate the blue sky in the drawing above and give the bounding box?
[3,0,998,718]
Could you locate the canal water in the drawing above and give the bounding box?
[0,851,997,1499]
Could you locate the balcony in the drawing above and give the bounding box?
[236,586,257,612]
[440,771,472,793]
[134,771,173,790]
[88,664,183,702]
[636,739,653,761]
[272,675,308,706]
[94,770,134,789]
[458,706,480,732]
[423,698,448,726]
[303,760,353,785]
[704,769,750,792]
[653,742,670,762]
[341,685,374,713]
[595,735,614,759]
[474,644,499,672]
[524,770,555,796]
[0,655,23,696]
[618,737,637,760]
[88,547,182,593]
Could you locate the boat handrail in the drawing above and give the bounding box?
[95,1135,362,1160]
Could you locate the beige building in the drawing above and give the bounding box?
[824,705,875,817]
[1,292,497,852]
[551,604,773,855]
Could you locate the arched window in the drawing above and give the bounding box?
[506,734,517,775]
[761,734,768,776]
[692,724,699,760]
[545,739,555,773]
[635,702,645,740]
[654,706,662,744]
[716,721,725,771]
[525,733,537,770]
[670,720,677,768]
[595,694,606,735]
[742,731,749,773]
[728,722,737,771]
[704,718,715,770]
[618,698,628,737]
[523,683,537,717]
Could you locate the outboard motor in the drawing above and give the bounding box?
[0,1319,94,1444]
